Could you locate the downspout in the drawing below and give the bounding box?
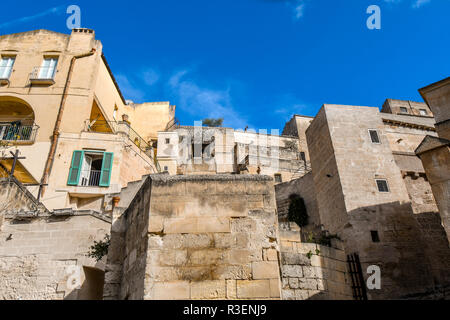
[38,48,96,201]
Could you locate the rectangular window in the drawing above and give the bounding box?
[39,57,58,79]
[400,107,408,114]
[68,150,113,187]
[419,109,428,116]
[165,138,170,144]
[371,231,380,243]
[274,174,282,183]
[0,56,15,79]
[369,130,381,144]
[376,179,390,193]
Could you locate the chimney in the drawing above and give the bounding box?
[67,28,96,52]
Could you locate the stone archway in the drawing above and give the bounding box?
[76,266,105,300]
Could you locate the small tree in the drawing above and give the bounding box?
[202,118,224,127]
[87,234,110,262]
[288,194,309,228]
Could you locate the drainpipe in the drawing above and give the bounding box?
[38,48,97,201]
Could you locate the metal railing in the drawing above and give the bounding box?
[0,122,39,143]
[30,66,56,81]
[84,120,161,173]
[80,170,101,187]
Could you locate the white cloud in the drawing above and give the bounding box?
[141,68,160,86]
[116,74,146,102]
[295,3,305,19]
[0,6,66,29]
[168,70,250,129]
[383,0,432,8]
[412,0,431,8]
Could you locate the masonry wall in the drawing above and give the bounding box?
[275,172,320,233]
[105,174,282,300]
[306,105,444,299]
[279,237,353,300]
[0,213,110,300]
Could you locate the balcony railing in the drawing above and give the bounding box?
[29,67,56,84]
[84,120,161,173]
[0,123,39,144]
[80,170,101,187]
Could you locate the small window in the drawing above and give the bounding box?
[371,231,380,243]
[165,138,170,144]
[164,166,169,172]
[419,109,427,116]
[376,179,390,193]
[300,152,306,162]
[68,150,113,187]
[274,174,282,183]
[400,107,408,114]
[0,56,15,79]
[369,130,381,144]
[38,57,58,79]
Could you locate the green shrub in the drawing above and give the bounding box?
[87,234,110,262]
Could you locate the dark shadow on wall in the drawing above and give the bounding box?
[341,201,450,300]
[103,177,152,300]
[64,266,105,300]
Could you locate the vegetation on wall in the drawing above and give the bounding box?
[87,234,110,262]
[202,118,224,127]
[306,231,341,248]
[288,194,309,227]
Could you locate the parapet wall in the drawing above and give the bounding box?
[105,174,282,300]
[279,233,353,300]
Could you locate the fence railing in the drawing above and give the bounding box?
[84,120,161,173]
[80,170,101,187]
[0,123,39,143]
[30,66,56,81]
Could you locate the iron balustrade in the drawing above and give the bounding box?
[79,170,102,187]
[0,123,39,143]
[30,66,56,80]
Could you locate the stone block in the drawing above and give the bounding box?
[264,249,278,261]
[269,278,281,298]
[152,281,190,300]
[237,280,271,299]
[303,266,323,279]
[279,230,301,242]
[226,280,237,299]
[281,265,303,278]
[298,278,318,290]
[164,217,230,234]
[295,243,318,254]
[191,280,226,299]
[213,264,252,280]
[189,249,227,265]
[148,215,164,234]
[281,252,311,266]
[159,250,188,267]
[252,261,280,279]
[289,278,299,289]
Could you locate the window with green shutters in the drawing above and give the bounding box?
[67,150,113,187]
[99,152,113,187]
[67,150,84,186]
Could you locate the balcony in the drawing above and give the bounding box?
[80,170,101,187]
[29,66,56,85]
[0,122,39,145]
[84,120,161,172]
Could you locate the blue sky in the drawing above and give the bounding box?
[1,0,449,130]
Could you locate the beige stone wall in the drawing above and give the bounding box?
[104,174,282,300]
[306,104,447,299]
[282,115,313,162]
[275,172,320,232]
[418,146,450,243]
[0,213,110,300]
[279,237,353,300]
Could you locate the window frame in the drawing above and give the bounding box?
[67,150,113,187]
[0,55,16,80]
[375,179,390,193]
[368,129,381,144]
[419,109,428,116]
[274,174,282,183]
[38,56,58,80]
[399,107,408,114]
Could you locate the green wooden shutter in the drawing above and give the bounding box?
[99,152,114,187]
[67,150,84,186]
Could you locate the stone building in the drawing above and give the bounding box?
[157,125,309,184]
[0,29,175,212]
[0,28,449,301]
